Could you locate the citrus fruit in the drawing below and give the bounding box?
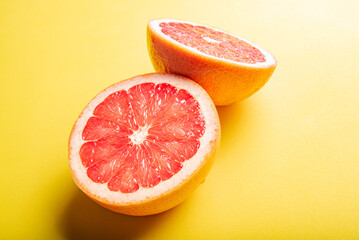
[68,73,220,216]
[147,19,277,106]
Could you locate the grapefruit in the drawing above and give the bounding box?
[147,19,277,106]
[68,73,220,216]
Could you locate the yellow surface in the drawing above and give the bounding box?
[1,0,359,239]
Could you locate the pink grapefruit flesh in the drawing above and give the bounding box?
[79,82,205,194]
[159,22,266,64]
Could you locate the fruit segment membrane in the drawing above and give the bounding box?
[80,83,206,193]
[159,22,266,64]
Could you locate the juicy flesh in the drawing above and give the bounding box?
[80,82,205,193]
[159,22,266,64]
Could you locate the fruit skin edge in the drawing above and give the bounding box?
[147,25,277,106]
[68,73,221,216]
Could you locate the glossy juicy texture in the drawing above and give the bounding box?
[159,22,266,64]
[79,83,206,193]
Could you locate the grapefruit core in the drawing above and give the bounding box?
[147,19,277,105]
[68,73,220,216]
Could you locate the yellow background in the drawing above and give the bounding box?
[1,0,359,239]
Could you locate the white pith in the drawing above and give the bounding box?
[149,18,276,68]
[69,73,219,204]
[203,36,221,44]
[129,125,149,145]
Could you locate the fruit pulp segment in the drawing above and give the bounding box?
[79,82,206,193]
[159,22,266,64]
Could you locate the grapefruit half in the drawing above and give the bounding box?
[147,19,277,106]
[68,73,220,216]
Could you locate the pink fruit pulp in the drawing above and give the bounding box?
[159,22,266,64]
[79,82,205,193]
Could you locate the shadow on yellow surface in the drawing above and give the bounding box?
[216,102,246,150]
[217,103,242,134]
[59,189,180,239]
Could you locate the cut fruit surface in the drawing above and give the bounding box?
[147,19,277,105]
[80,82,205,193]
[69,73,220,216]
[159,22,266,64]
